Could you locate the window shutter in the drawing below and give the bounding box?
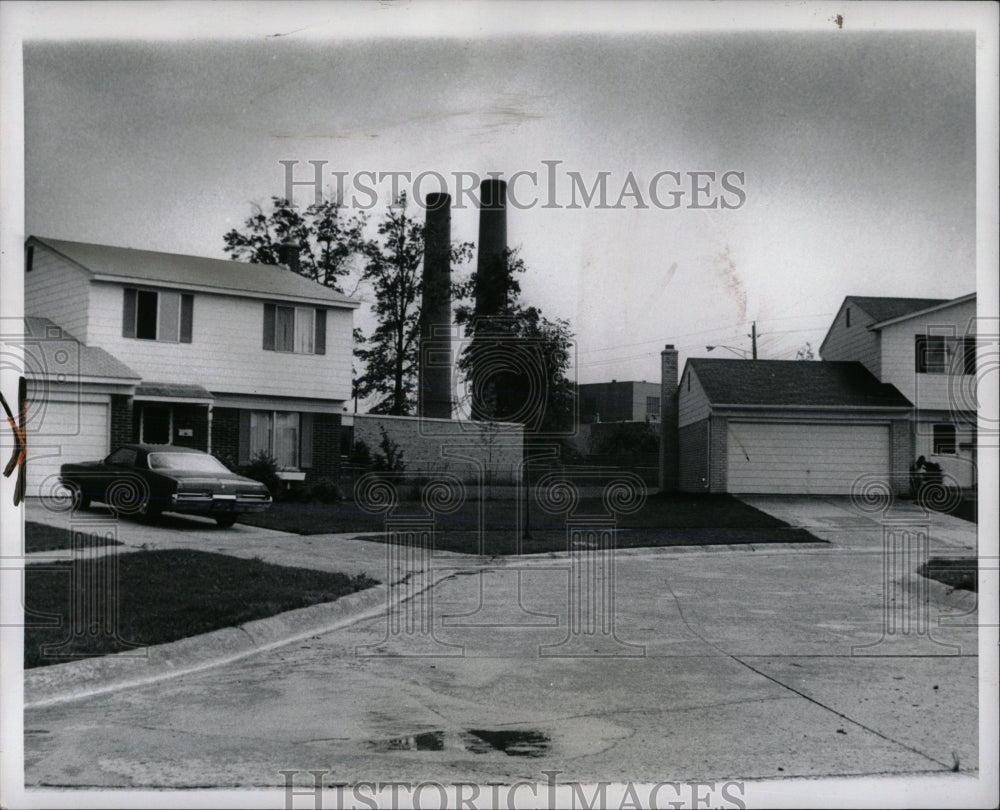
[123,288,137,338]
[238,410,251,465]
[263,303,276,350]
[315,309,326,355]
[300,412,314,468]
[180,295,193,343]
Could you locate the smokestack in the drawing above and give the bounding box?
[659,344,679,492]
[474,178,508,316]
[419,193,453,419]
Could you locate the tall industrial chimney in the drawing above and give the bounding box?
[418,192,453,419]
[474,178,508,316]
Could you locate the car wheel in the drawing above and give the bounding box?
[215,515,237,528]
[66,482,91,511]
[137,497,163,523]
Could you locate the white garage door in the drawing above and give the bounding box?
[726,421,889,495]
[27,400,109,499]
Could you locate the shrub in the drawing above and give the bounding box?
[350,439,372,467]
[243,450,281,497]
[307,477,342,504]
[372,426,405,473]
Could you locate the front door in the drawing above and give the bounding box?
[139,404,172,444]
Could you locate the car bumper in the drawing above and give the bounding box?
[170,494,272,515]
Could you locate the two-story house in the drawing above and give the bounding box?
[820,294,977,489]
[660,292,977,495]
[23,236,359,498]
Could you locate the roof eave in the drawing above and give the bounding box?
[90,275,361,309]
[866,293,976,331]
[708,402,913,411]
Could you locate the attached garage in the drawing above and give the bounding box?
[726,421,889,495]
[27,399,110,498]
[21,316,140,499]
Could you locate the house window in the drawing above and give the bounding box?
[933,424,956,455]
[915,336,972,375]
[123,288,193,342]
[646,396,660,417]
[246,411,315,469]
[263,304,326,354]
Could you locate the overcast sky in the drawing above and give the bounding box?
[16,5,982,387]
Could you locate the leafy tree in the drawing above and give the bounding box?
[454,249,575,436]
[354,194,472,415]
[795,341,816,360]
[223,196,365,292]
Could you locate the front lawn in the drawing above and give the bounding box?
[239,492,821,554]
[24,521,124,554]
[25,549,377,668]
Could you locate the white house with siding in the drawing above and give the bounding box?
[661,292,978,495]
[820,294,977,488]
[23,236,359,498]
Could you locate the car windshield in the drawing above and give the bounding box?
[147,453,230,473]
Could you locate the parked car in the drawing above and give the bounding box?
[59,444,272,527]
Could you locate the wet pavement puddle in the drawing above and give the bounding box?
[368,729,550,757]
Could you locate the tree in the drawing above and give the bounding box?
[795,341,816,360]
[353,194,472,415]
[223,196,364,293]
[454,249,575,436]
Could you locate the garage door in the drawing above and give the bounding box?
[27,400,109,499]
[726,421,889,495]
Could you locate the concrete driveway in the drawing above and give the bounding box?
[18,494,987,803]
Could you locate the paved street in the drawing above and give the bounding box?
[20,497,984,792]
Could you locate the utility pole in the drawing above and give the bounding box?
[749,321,758,360]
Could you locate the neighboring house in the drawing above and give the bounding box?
[820,294,977,489]
[23,236,359,498]
[578,380,661,424]
[660,292,977,495]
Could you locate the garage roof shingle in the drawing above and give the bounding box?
[24,317,140,382]
[688,359,912,409]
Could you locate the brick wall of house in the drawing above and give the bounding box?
[678,418,710,492]
[109,395,133,448]
[211,407,240,468]
[312,413,342,482]
[708,414,728,492]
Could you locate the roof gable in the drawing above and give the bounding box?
[846,296,949,324]
[686,359,911,409]
[28,236,360,309]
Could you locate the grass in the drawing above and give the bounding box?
[918,556,977,592]
[239,492,821,554]
[25,549,378,668]
[24,521,124,553]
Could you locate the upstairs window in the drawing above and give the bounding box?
[646,396,661,417]
[123,288,193,343]
[263,304,326,354]
[845,307,851,328]
[915,335,975,375]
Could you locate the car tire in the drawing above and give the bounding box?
[66,482,91,511]
[137,497,163,523]
[215,515,237,528]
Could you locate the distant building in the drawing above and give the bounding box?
[577,380,661,424]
